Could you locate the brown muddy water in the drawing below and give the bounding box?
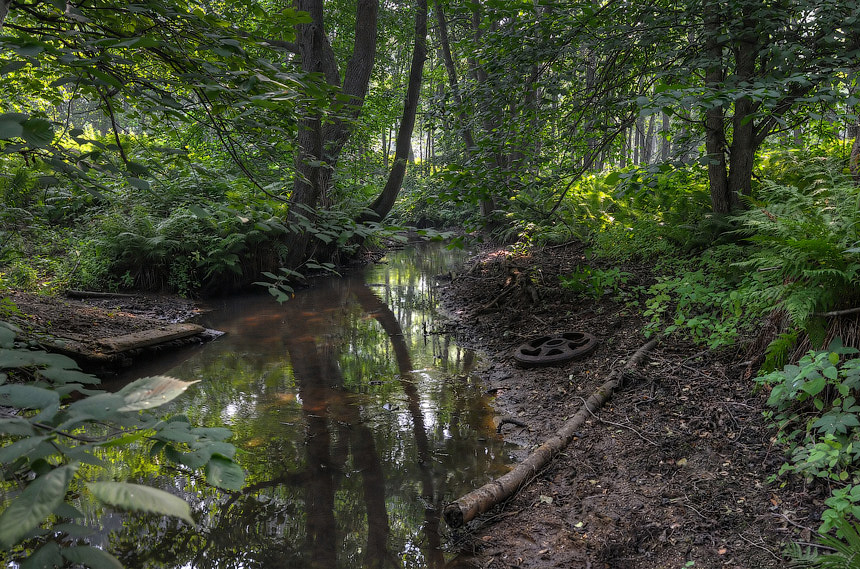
[93,243,517,568]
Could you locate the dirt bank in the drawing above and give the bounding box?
[440,242,820,568]
[3,291,205,372]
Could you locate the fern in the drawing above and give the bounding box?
[789,516,860,568]
[732,172,860,330]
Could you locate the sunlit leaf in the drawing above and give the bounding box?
[86,482,193,524]
[116,375,199,411]
[0,463,79,549]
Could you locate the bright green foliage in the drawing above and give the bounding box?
[758,340,860,532]
[0,317,244,565]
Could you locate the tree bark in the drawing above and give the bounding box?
[284,0,379,268]
[435,1,477,155]
[702,0,732,213]
[0,0,10,30]
[660,110,670,161]
[358,0,427,224]
[851,124,860,184]
[443,339,658,528]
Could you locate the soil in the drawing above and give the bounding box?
[439,242,823,569]
[3,291,202,371]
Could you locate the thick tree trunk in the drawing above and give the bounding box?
[0,0,10,30]
[284,0,379,268]
[358,0,428,224]
[726,10,758,206]
[703,0,732,213]
[728,96,756,202]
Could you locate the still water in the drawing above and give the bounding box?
[102,243,516,568]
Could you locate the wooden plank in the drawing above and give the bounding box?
[96,323,205,353]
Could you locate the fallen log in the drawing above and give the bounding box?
[443,338,658,528]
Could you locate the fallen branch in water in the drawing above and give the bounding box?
[443,338,658,528]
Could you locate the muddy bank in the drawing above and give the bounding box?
[439,242,820,568]
[3,291,211,372]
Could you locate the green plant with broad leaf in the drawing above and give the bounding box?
[0,318,244,567]
[758,338,860,532]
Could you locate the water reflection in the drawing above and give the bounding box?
[104,243,515,568]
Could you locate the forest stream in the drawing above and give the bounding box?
[85,242,517,568]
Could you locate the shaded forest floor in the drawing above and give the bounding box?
[440,242,823,569]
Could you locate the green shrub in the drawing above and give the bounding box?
[758,339,860,532]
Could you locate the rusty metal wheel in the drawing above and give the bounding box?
[513,332,597,366]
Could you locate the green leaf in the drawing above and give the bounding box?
[54,501,85,519]
[0,61,27,75]
[802,375,827,396]
[191,427,233,441]
[0,435,51,464]
[0,114,24,139]
[126,161,150,176]
[0,463,79,548]
[53,522,96,537]
[0,384,60,410]
[116,375,199,411]
[21,118,54,147]
[0,418,36,436]
[127,177,151,191]
[63,393,126,423]
[21,542,62,569]
[38,367,101,385]
[62,546,123,569]
[205,456,245,490]
[86,482,193,524]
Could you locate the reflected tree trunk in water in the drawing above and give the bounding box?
[284,326,339,569]
[354,284,446,568]
[283,289,398,569]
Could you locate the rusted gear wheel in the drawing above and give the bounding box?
[513,332,597,366]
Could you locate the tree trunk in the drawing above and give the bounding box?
[643,114,656,164]
[660,111,670,161]
[851,123,860,184]
[435,0,477,155]
[726,7,758,206]
[619,126,628,168]
[283,0,379,268]
[0,0,10,30]
[358,0,427,224]
[703,0,731,213]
